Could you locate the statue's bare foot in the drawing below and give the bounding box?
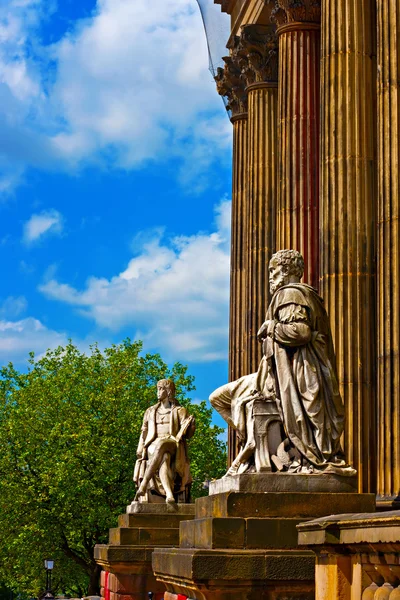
[134,487,146,501]
[223,464,239,478]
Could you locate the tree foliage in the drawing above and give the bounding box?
[0,341,226,598]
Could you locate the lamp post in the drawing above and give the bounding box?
[43,559,55,600]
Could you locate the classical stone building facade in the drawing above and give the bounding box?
[95,2,400,599]
[217,0,399,507]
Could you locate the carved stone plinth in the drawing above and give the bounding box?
[152,479,374,600]
[94,504,195,600]
[125,502,195,516]
[209,472,359,495]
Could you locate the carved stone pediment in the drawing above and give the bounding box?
[269,0,321,25]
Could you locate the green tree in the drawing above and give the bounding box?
[0,583,12,600]
[0,341,226,598]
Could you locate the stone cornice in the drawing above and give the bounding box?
[269,0,321,26]
[238,24,279,86]
[213,0,236,15]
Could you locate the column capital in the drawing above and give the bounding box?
[270,0,321,26]
[238,24,278,87]
[215,42,248,117]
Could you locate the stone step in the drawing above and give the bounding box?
[118,512,194,529]
[95,543,156,568]
[195,491,375,519]
[152,547,316,584]
[109,526,180,546]
[180,517,304,550]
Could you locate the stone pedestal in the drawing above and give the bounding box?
[152,475,375,600]
[94,503,195,600]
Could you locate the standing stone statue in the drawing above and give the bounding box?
[210,249,355,476]
[133,379,195,504]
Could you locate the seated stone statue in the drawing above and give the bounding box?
[134,379,195,504]
[210,249,355,477]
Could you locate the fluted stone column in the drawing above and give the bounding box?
[239,24,278,374]
[272,1,321,290]
[377,0,400,504]
[320,0,377,492]
[215,49,248,465]
[230,113,248,383]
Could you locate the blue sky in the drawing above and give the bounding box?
[0,0,232,431]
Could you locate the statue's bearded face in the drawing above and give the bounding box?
[269,261,288,294]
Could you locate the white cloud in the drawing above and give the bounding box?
[0,0,48,106]
[0,316,68,365]
[0,0,231,193]
[23,209,63,244]
[0,167,23,195]
[0,0,60,195]
[0,295,28,318]
[49,0,229,171]
[0,309,111,367]
[40,200,231,362]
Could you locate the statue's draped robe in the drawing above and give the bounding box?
[211,284,345,468]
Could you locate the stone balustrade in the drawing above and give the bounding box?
[298,511,400,600]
